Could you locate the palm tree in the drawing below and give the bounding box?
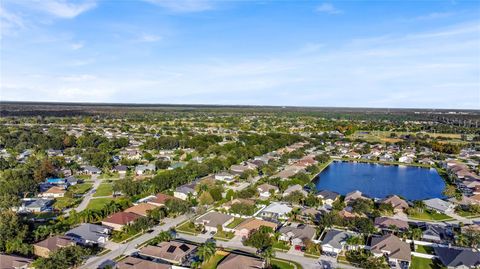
[261,246,275,268]
[197,241,216,263]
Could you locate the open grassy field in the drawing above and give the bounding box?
[93,183,113,197]
[349,131,472,144]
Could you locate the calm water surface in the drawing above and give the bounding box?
[313,161,445,200]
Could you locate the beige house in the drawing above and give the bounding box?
[138,241,197,265]
[381,195,409,213]
[217,253,264,269]
[33,236,75,258]
[234,218,278,238]
[39,186,66,198]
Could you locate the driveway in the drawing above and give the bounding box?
[64,174,102,216]
[80,214,189,269]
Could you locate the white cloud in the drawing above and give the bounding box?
[316,3,343,15]
[137,33,162,42]
[30,0,97,18]
[70,41,84,50]
[0,6,25,36]
[144,0,214,13]
[413,12,453,21]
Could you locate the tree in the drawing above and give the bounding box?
[150,231,174,245]
[199,192,214,205]
[33,245,89,269]
[197,241,216,263]
[244,226,274,251]
[260,246,275,268]
[0,211,29,255]
[283,190,305,205]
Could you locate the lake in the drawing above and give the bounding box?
[313,161,445,200]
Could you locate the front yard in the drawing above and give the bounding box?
[408,210,453,221]
[93,183,113,197]
[271,258,300,269]
[411,257,446,269]
[86,197,115,211]
[69,183,93,195]
[201,251,228,269]
[272,241,290,252]
[225,217,244,229]
[415,245,434,254]
[213,230,235,241]
[176,221,202,235]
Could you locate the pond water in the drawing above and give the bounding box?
[313,161,445,200]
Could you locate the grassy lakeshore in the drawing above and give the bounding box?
[338,158,432,168]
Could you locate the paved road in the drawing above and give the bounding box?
[176,233,359,269]
[64,174,102,216]
[80,214,189,269]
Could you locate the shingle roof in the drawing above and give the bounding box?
[65,223,111,243]
[103,212,141,225]
[195,212,234,228]
[116,256,171,269]
[139,241,196,263]
[0,254,33,269]
[217,253,264,269]
[34,236,74,252]
[321,229,353,249]
[370,234,411,262]
[434,247,480,268]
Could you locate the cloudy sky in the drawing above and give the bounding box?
[1,0,479,108]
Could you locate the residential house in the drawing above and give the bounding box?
[0,254,33,269]
[282,184,307,197]
[83,166,101,175]
[381,195,409,213]
[138,241,197,265]
[102,212,142,231]
[135,164,156,176]
[399,156,414,164]
[112,165,128,175]
[422,224,448,243]
[374,217,409,231]
[125,203,159,217]
[424,198,455,214]
[434,247,480,269]
[345,151,361,159]
[39,186,66,198]
[214,171,235,182]
[344,190,369,204]
[216,253,264,269]
[222,198,255,212]
[321,229,355,255]
[300,207,323,223]
[13,198,53,213]
[33,236,75,258]
[194,212,235,233]
[234,218,278,238]
[147,193,177,207]
[174,182,198,200]
[278,223,317,249]
[258,202,292,220]
[369,234,411,268]
[115,256,171,269]
[316,190,339,207]
[65,223,111,246]
[257,183,279,199]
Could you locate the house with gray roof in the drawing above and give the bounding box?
[316,190,339,207]
[370,234,411,268]
[13,198,53,213]
[434,247,480,269]
[174,181,199,200]
[278,223,317,247]
[282,184,307,197]
[321,229,356,255]
[135,164,156,175]
[258,202,292,220]
[194,211,235,232]
[83,165,101,175]
[424,198,455,214]
[65,223,111,246]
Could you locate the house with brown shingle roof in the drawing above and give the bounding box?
[147,193,177,207]
[102,212,142,231]
[0,254,33,269]
[234,218,278,238]
[381,195,409,213]
[374,217,409,231]
[33,235,75,258]
[38,186,66,198]
[115,256,171,269]
[124,203,159,217]
[138,241,197,265]
[370,234,411,267]
[217,253,264,269]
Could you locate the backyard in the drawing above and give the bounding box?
[93,183,113,197]
[201,251,228,269]
[408,210,453,221]
[411,257,446,269]
[225,217,245,229]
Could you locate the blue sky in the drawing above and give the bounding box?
[1,0,479,109]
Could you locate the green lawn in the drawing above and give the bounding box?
[93,183,113,197]
[86,197,115,210]
[272,241,290,251]
[69,183,93,195]
[214,230,235,241]
[408,210,453,221]
[271,258,299,269]
[411,257,446,269]
[226,217,245,229]
[201,252,228,269]
[176,221,201,235]
[415,245,434,254]
[53,197,81,210]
